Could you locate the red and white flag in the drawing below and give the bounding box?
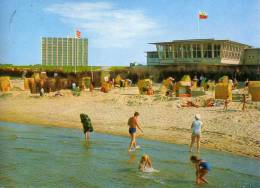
[76,30,81,39]
[199,11,208,19]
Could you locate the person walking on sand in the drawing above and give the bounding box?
[190,155,211,185]
[128,112,143,152]
[40,88,44,97]
[190,114,203,153]
[90,81,94,93]
[80,113,94,143]
[241,94,247,111]
[223,93,230,111]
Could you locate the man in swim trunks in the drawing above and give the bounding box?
[189,114,203,152]
[190,155,211,184]
[127,112,143,151]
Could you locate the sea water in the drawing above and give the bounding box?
[0,122,259,188]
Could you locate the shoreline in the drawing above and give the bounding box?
[1,117,259,159]
[1,86,260,159]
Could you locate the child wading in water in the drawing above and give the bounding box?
[190,155,211,185]
[127,112,143,152]
[139,154,152,172]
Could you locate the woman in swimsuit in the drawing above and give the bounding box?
[127,112,143,152]
[190,114,203,152]
[190,155,211,184]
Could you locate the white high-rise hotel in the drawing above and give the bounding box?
[41,32,88,67]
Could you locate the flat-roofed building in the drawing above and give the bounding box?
[41,37,88,67]
[147,39,251,65]
[243,48,260,65]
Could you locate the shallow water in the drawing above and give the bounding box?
[0,122,260,188]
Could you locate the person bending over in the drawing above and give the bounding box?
[190,155,211,184]
[139,154,152,172]
[80,113,94,143]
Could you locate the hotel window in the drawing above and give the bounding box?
[214,44,220,58]
[165,45,173,59]
[174,45,182,58]
[192,44,201,58]
[67,38,73,66]
[58,38,63,65]
[192,44,196,57]
[197,45,201,58]
[158,45,163,51]
[203,44,212,58]
[63,39,67,65]
[51,39,57,65]
[157,45,164,59]
[183,44,191,58]
[237,53,240,59]
[149,52,158,58]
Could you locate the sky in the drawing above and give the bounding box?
[0,0,260,66]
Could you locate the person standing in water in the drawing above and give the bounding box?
[127,112,143,152]
[190,114,203,153]
[80,113,94,142]
[190,155,211,184]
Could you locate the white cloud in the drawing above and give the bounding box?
[45,2,161,48]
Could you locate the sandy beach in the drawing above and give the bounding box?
[1,79,260,158]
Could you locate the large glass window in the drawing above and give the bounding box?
[192,44,201,58]
[214,44,220,58]
[174,45,182,58]
[148,52,158,58]
[197,45,201,58]
[157,45,164,59]
[183,44,191,58]
[203,44,212,58]
[165,45,173,59]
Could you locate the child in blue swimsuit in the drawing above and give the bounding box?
[190,155,211,184]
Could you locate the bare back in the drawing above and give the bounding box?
[128,117,138,128]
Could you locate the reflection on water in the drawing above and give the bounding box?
[128,153,137,164]
[0,122,260,188]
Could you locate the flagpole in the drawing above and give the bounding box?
[91,65,93,81]
[197,11,200,38]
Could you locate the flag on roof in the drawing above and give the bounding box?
[199,11,208,19]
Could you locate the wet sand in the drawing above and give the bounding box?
[1,81,260,158]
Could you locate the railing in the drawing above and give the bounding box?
[147,57,222,65]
